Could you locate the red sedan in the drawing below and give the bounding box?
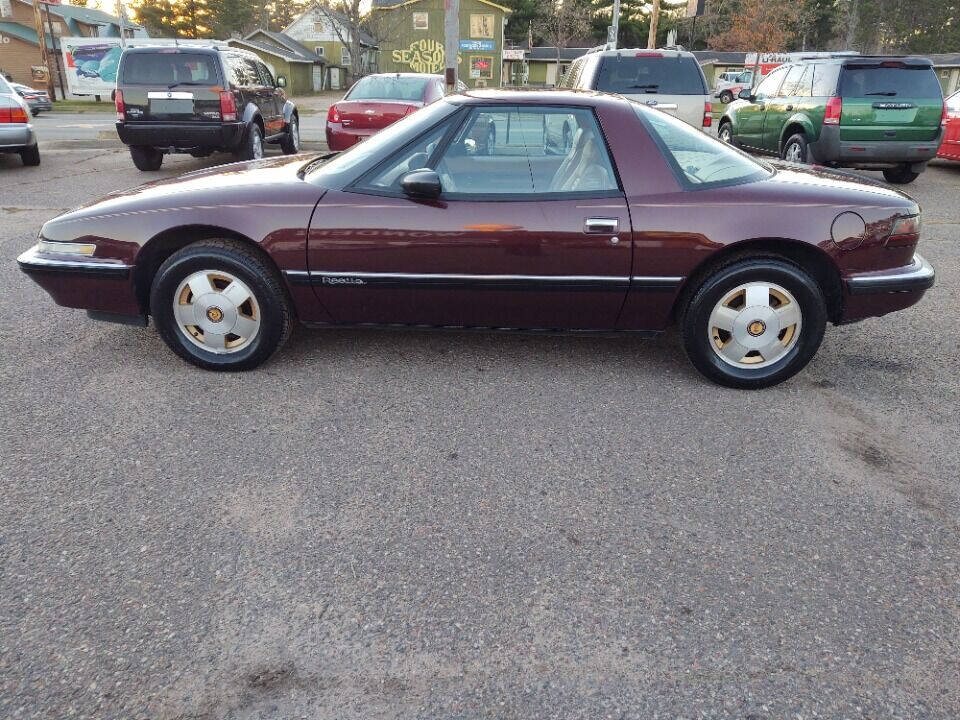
[18,90,934,388]
[937,90,960,161]
[326,73,455,151]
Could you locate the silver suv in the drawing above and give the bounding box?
[560,47,712,129]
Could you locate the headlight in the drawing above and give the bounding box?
[36,240,97,256]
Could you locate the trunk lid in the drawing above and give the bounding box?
[838,61,943,142]
[118,50,224,123]
[336,100,420,130]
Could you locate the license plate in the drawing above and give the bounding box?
[149,98,194,115]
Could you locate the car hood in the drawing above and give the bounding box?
[763,161,919,211]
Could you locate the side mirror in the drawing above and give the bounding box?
[276,76,287,88]
[401,169,442,198]
[738,88,754,102]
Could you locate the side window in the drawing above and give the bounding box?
[754,67,786,99]
[243,59,263,86]
[811,64,840,96]
[225,56,247,86]
[778,64,805,97]
[358,119,456,191]
[434,106,618,196]
[256,61,275,87]
[795,66,813,97]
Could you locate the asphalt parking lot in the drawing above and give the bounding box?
[1,147,959,719]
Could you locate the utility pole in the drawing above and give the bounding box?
[609,0,620,49]
[117,0,128,49]
[647,0,661,49]
[444,0,459,90]
[43,2,65,99]
[32,0,56,99]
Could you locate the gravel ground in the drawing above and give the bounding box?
[1,149,958,719]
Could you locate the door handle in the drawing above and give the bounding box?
[584,217,619,234]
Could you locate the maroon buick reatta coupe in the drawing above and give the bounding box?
[18,90,934,388]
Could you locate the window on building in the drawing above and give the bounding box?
[413,12,428,30]
[313,21,326,35]
[315,46,325,57]
[340,46,351,66]
[469,14,494,38]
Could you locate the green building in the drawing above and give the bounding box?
[371,0,510,89]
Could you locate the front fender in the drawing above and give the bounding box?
[719,100,750,132]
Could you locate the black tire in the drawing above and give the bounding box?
[150,239,293,371]
[719,90,734,104]
[31,108,40,117]
[130,145,163,171]
[681,258,827,389]
[717,121,735,146]
[234,123,264,162]
[279,114,300,155]
[781,133,808,163]
[189,149,213,158]
[20,143,40,166]
[882,164,920,184]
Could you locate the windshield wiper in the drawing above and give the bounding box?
[167,81,206,88]
[627,84,659,90]
[865,91,897,96]
[297,152,339,179]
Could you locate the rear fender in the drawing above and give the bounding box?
[780,113,818,150]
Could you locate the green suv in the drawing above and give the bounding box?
[718,56,944,184]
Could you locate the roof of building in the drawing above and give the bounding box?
[691,51,749,65]
[0,20,55,50]
[527,47,593,62]
[922,53,960,66]
[20,0,142,28]
[244,29,323,62]
[229,38,323,64]
[373,0,511,13]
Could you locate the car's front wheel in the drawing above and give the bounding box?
[718,122,734,145]
[781,133,808,163]
[280,115,300,154]
[130,145,163,171]
[150,239,293,371]
[682,258,827,389]
[882,164,920,184]
[719,90,734,104]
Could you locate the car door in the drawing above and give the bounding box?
[254,60,284,135]
[307,105,632,330]
[762,64,806,153]
[736,65,788,150]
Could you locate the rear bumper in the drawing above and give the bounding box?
[116,121,245,150]
[0,124,36,150]
[840,253,934,322]
[808,125,944,167]
[325,123,374,151]
[17,244,143,318]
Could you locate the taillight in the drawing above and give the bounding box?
[115,89,124,122]
[403,105,417,117]
[824,96,842,125]
[327,104,340,123]
[887,214,921,247]
[0,106,29,123]
[702,101,712,128]
[219,91,237,122]
[635,52,662,57]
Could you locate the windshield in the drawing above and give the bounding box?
[838,65,942,98]
[346,76,430,102]
[596,56,707,95]
[306,99,459,185]
[634,104,770,189]
[120,52,220,86]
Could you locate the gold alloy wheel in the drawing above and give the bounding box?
[707,281,802,369]
[173,270,260,354]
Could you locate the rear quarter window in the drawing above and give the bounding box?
[839,65,942,98]
[811,64,840,96]
[120,52,220,85]
[596,55,707,95]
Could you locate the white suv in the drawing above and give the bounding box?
[560,47,712,130]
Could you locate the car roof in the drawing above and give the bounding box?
[455,87,626,109]
[360,73,442,79]
[592,47,697,59]
[789,55,934,68]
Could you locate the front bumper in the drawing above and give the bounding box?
[841,253,934,323]
[116,121,245,151]
[17,244,143,319]
[0,123,36,151]
[808,125,944,168]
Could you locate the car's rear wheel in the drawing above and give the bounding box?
[882,164,920,184]
[235,124,264,162]
[20,144,40,166]
[31,108,40,117]
[682,258,827,389]
[150,239,292,371]
[280,115,300,154]
[781,133,808,163]
[719,90,734,104]
[130,145,163,171]
[718,122,734,145]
